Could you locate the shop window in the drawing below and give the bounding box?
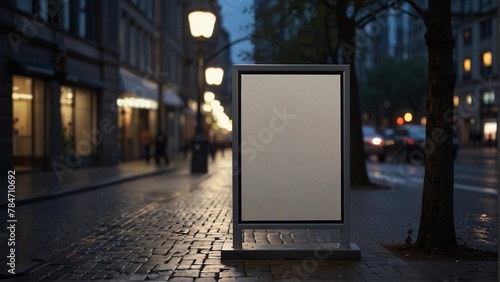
[60,86,97,157]
[453,95,459,107]
[12,75,46,170]
[483,122,497,143]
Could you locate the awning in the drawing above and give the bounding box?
[9,59,55,78]
[119,68,158,100]
[64,74,106,89]
[164,88,184,107]
[120,68,184,107]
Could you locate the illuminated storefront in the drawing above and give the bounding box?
[12,75,46,171]
[60,86,98,165]
[117,95,158,161]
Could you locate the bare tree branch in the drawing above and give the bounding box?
[355,1,401,28]
[321,0,337,11]
[406,0,428,26]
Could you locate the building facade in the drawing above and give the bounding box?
[451,0,498,146]
[1,0,232,173]
[1,0,120,173]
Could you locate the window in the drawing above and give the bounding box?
[463,28,471,46]
[480,0,492,8]
[62,0,70,31]
[453,95,459,107]
[139,31,145,71]
[61,0,90,39]
[77,0,87,38]
[144,35,152,71]
[483,91,495,106]
[135,28,140,68]
[482,51,493,77]
[16,1,49,22]
[466,94,472,105]
[16,0,33,14]
[146,0,154,20]
[462,0,471,13]
[12,75,46,170]
[483,122,497,142]
[463,58,471,72]
[60,86,97,157]
[480,19,492,39]
[120,17,127,62]
[482,91,495,105]
[129,23,136,66]
[463,58,472,80]
[38,0,49,22]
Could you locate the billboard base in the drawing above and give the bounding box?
[221,242,361,260]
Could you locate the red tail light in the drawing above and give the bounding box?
[404,137,415,145]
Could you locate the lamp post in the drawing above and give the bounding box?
[188,9,217,173]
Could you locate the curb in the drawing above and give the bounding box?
[1,166,180,209]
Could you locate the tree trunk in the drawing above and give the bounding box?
[415,0,458,253]
[337,6,371,186]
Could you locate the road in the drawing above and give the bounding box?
[366,146,498,252]
[368,147,497,195]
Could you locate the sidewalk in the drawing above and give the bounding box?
[9,152,497,281]
[7,157,187,208]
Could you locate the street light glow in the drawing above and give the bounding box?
[188,11,216,38]
[205,67,224,85]
[204,91,215,103]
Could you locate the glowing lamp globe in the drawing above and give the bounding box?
[188,11,216,39]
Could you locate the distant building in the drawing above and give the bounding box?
[450,0,498,146]
[361,0,498,145]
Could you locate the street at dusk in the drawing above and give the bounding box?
[1,0,499,281]
[0,149,496,281]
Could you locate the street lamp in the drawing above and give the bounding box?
[188,8,217,173]
[205,67,224,85]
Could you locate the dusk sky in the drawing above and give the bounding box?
[218,0,254,64]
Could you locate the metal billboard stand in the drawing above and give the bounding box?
[222,65,360,260]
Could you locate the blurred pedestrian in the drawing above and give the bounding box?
[155,131,170,166]
[140,126,153,164]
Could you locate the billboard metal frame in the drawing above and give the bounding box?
[232,64,352,251]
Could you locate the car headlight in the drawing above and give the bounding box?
[371,137,383,146]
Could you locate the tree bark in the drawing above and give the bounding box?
[336,3,371,186]
[415,0,458,253]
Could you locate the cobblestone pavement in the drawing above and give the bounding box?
[13,158,498,281]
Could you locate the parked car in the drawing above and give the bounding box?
[362,126,386,162]
[384,124,458,165]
